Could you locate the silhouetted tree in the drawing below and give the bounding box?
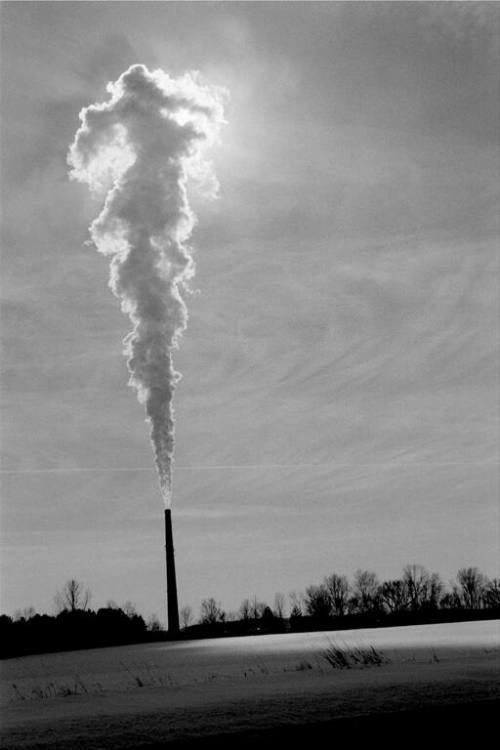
[428,573,443,609]
[0,615,13,627]
[273,592,286,619]
[55,579,91,613]
[403,565,442,611]
[305,585,331,618]
[200,598,225,625]
[289,591,304,617]
[380,580,409,613]
[0,615,14,657]
[180,605,193,629]
[456,567,486,609]
[324,574,350,616]
[261,606,275,624]
[250,596,267,620]
[350,569,380,613]
[239,598,252,621]
[13,606,36,621]
[147,614,162,632]
[483,578,500,609]
[403,564,428,610]
[440,586,463,609]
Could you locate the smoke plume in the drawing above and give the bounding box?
[68,64,226,506]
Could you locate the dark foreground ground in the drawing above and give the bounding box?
[2,697,498,749]
[154,700,500,748]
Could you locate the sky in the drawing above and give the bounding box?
[1,1,499,624]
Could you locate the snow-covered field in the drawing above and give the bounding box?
[1,620,499,748]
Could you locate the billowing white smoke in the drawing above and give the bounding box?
[68,64,226,506]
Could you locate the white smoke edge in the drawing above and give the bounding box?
[67,64,227,508]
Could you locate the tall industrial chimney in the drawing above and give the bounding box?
[164,508,180,635]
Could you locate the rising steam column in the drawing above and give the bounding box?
[164,509,180,635]
[68,65,224,638]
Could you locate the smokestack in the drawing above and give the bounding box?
[68,67,225,635]
[164,508,180,635]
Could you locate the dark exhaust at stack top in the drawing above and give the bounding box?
[164,509,180,635]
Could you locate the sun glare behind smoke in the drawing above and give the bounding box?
[68,64,227,506]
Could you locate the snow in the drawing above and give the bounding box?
[1,620,499,748]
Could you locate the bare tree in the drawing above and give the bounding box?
[380,580,409,613]
[350,569,380,613]
[483,578,500,609]
[403,564,427,610]
[250,595,267,620]
[456,567,486,609]
[289,590,304,617]
[324,574,349,616]
[147,614,162,631]
[55,579,91,612]
[428,572,443,609]
[440,585,462,609]
[402,564,443,611]
[238,598,252,621]
[305,585,331,618]
[180,605,193,629]
[13,606,36,621]
[273,592,286,619]
[200,598,225,625]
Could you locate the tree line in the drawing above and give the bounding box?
[0,579,163,659]
[2,565,498,657]
[187,564,499,636]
